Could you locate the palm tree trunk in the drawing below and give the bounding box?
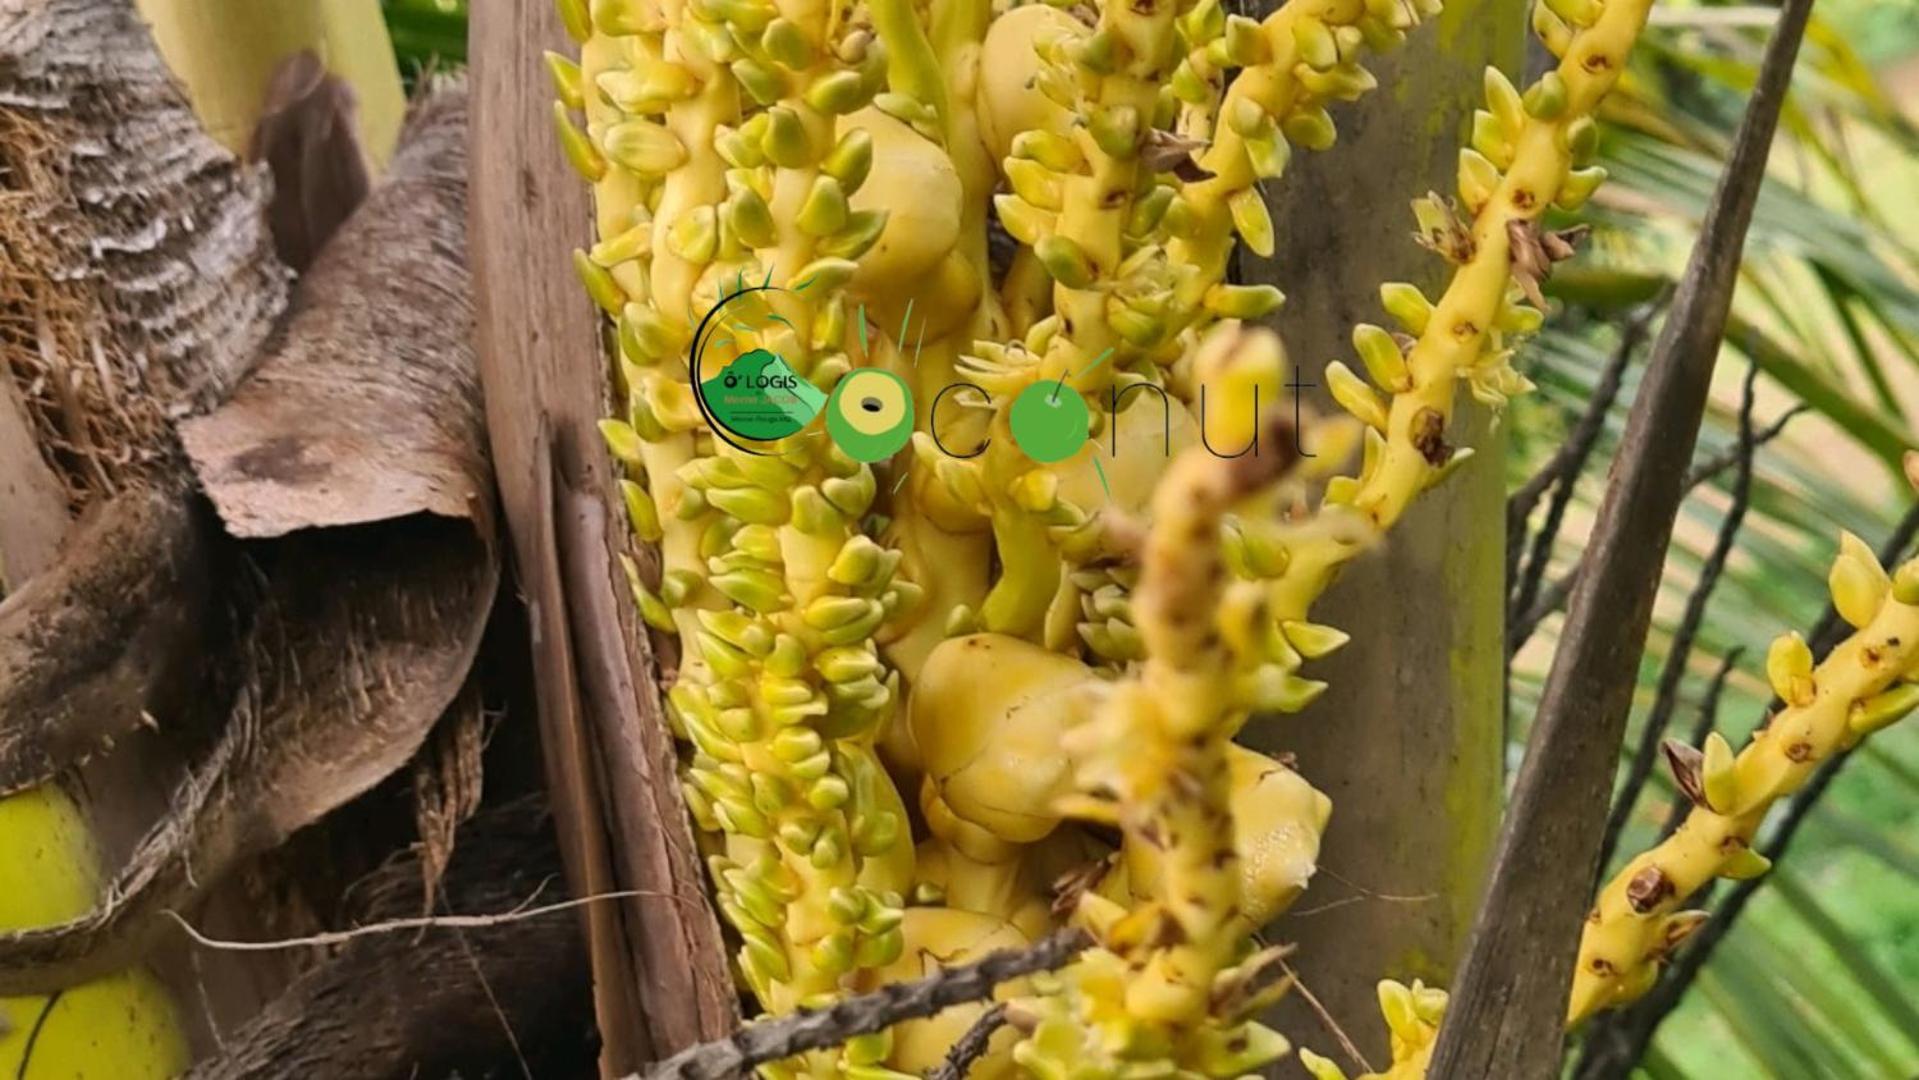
[1240,4,1521,1067]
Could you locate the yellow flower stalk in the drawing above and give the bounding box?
[1297,536,1919,1072]
[1569,535,1919,1023]
[556,0,1656,1072]
[558,1,925,1069]
[1280,0,1652,1066]
[867,0,1003,701]
[944,0,1436,655]
[959,0,1195,642]
[1170,0,1443,304]
[1011,325,1305,1077]
[998,0,1659,749]
[1264,0,1655,630]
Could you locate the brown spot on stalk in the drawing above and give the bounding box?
[1412,408,1452,466]
[1625,867,1674,914]
[1582,52,1613,74]
[1785,741,1812,762]
[1589,957,1617,977]
[1511,188,1536,211]
[1152,913,1188,948]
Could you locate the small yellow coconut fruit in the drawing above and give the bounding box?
[912,633,1098,845]
[840,107,962,296]
[858,906,1031,1078]
[976,4,1084,168]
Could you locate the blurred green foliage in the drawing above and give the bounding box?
[383,0,466,78]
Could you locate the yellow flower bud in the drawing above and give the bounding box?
[1326,361,1389,430]
[1766,631,1817,707]
[1830,531,1891,628]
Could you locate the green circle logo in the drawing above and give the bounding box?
[826,368,915,462]
[1009,382,1089,463]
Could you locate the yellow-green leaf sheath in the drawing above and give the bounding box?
[0,788,187,1078]
[135,0,406,167]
